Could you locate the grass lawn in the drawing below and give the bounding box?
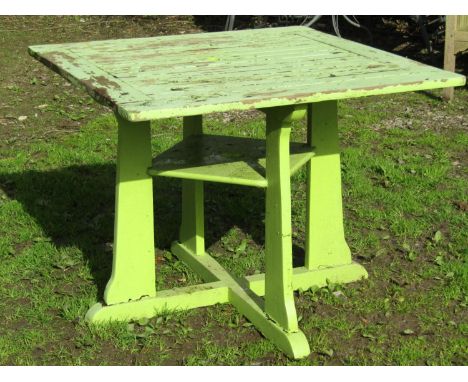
[0,16,467,365]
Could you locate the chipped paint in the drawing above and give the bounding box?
[29,26,466,122]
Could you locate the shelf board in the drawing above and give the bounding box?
[148,134,314,188]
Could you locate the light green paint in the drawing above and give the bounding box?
[305,101,352,268]
[29,26,465,122]
[246,263,368,296]
[171,242,310,359]
[104,114,156,305]
[179,115,205,255]
[87,281,229,322]
[148,134,314,188]
[263,105,306,332]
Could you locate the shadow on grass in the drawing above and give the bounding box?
[0,164,307,299]
[415,90,445,101]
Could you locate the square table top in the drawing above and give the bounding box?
[29,26,466,122]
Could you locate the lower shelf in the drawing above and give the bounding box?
[147,134,314,187]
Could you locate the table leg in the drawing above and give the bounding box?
[246,101,367,295]
[170,106,310,358]
[264,105,306,332]
[305,101,351,269]
[104,113,156,305]
[179,115,205,255]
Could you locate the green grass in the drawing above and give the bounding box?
[0,88,467,365]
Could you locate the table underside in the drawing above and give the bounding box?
[29,26,465,121]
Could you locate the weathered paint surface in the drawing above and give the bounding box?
[29,26,466,121]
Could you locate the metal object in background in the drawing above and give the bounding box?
[303,15,373,43]
[225,15,236,31]
[410,15,446,54]
[225,15,373,44]
[224,15,448,53]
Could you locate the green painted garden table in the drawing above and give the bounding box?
[29,26,466,359]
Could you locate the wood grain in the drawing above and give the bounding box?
[29,26,466,121]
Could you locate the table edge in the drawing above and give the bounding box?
[119,76,466,121]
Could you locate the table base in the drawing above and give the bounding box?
[87,101,368,360]
[87,241,367,359]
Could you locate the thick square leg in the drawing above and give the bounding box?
[103,113,156,305]
[305,101,353,269]
[179,115,205,255]
[263,105,307,332]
